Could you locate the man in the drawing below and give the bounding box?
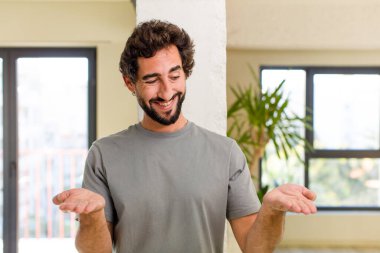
[53,20,317,253]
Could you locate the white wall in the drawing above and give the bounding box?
[135,0,227,135]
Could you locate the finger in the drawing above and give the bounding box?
[304,199,317,214]
[52,193,64,205]
[53,190,72,205]
[295,197,318,215]
[298,200,312,214]
[288,199,302,213]
[302,187,317,201]
[59,200,85,213]
[60,203,82,214]
[59,203,76,213]
[290,192,314,214]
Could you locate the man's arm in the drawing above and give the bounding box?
[53,188,113,253]
[242,203,286,252]
[230,184,317,253]
[229,213,258,251]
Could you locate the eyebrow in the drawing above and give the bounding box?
[141,65,182,80]
[169,65,181,73]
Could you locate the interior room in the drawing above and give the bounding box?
[0,0,379,252]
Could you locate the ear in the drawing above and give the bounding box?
[123,76,136,93]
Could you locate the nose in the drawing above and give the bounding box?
[157,78,173,101]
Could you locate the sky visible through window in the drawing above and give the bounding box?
[314,74,380,150]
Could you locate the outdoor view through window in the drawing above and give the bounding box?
[16,57,89,253]
[261,68,380,209]
[261,69,306,190]
[311,73,380,207]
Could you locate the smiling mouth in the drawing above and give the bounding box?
[150,94,179,110]
[155,100,173,108]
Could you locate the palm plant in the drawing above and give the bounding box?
[227,67,312,193]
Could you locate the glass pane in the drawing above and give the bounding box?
[17,58,89,253]
[261,69,306,188]
[0,58,3,252]
[314,74,380,150]
[310,158,380,207]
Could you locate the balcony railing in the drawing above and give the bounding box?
[18,148,87,239]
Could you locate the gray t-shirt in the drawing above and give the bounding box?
[82,122,261,253]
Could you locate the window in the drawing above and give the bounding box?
[1,48,96,253]
[261,67,380,210]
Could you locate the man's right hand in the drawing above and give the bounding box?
[54,189,113,253]
[52,188,105,214]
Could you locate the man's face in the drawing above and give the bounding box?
[134,45,186,126]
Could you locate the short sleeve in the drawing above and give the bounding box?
[226,141,261,220]
[82,143,116,223]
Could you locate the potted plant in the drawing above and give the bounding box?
[227,66,312,201]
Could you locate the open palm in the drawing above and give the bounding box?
[52,188,105,214]
[263,184,317,215]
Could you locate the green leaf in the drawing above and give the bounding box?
[227,66,314,178]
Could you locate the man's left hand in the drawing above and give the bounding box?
[262,184,317,215]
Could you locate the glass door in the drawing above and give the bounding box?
[0,48,96,253]
[16,57,90,253]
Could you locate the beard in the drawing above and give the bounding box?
[137,91,186,126]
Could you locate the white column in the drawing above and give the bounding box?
[136,0,227,136]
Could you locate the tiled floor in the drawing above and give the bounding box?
[275,248,380,253]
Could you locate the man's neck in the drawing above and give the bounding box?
[140,114,188,133]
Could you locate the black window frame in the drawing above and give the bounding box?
[260,66,380,211]
[1,47,96,253]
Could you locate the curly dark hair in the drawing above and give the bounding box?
[119,20,195,83]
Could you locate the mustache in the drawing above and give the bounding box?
[149,92,182,103]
